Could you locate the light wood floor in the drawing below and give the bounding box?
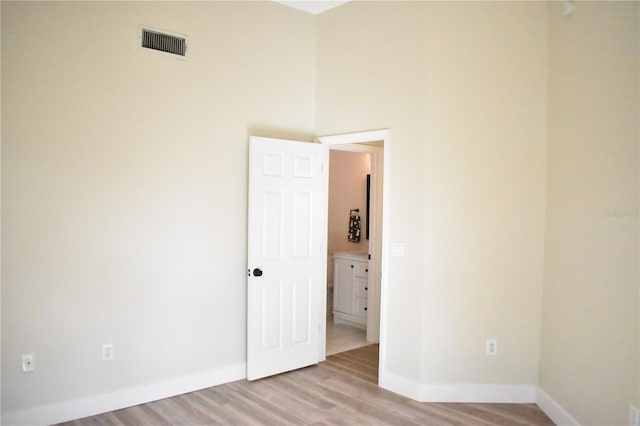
[59,345,554,426]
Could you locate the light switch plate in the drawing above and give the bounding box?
[391,242,405,257]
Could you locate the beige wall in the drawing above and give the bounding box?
[317,1,428,381]
[317,0,548,389]
[420,1,548,386]
[1,1,315,421]
[539,2,640,425]
[328,150,370,254]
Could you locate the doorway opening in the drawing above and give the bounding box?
[316,130,389,378]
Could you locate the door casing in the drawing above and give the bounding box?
[316,129,390,385]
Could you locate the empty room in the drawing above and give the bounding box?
[2,1,638,425]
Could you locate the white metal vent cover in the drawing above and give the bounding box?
[140,27,187,58]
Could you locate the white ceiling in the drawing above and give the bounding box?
[274,1,350,15]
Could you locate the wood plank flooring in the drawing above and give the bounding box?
[59,345,554,425]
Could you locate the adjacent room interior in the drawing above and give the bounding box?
[326,143,382,356]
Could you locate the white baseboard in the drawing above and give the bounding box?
[420,384,536,403]
[536,387,579,425]
[380,370,536,403]
[1,367,579,426]
[379,370,423,400]
[2,363,246,426]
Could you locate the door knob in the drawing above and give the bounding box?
[253,268,263,277]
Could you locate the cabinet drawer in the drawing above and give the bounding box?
[354,262,369,278]
[354,297,368,318]
[355,277,368,298]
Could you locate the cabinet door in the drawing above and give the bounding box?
[354,262,369,278]
[355,277,368,298]
[333,258,354,314]
[354,297,368,319]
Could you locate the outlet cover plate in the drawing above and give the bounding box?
[22,353,35,372]
[630,404,640,426]
[486,338,497,356]
[102,344,114,361]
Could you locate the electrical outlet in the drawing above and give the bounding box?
[102,344,114,361]
[22,353,35,372]
[486,338,497,356]
[629,404,640,426]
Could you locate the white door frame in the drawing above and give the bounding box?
[315,129,390,387]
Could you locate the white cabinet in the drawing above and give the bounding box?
[333,252,368,328]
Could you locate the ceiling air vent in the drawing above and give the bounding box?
[141,28,187,57]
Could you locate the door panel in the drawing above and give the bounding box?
[292,191,312,258]
[291,278,311,344]
[247,136,326,381]
[261,281,282,352]
[262,190,284,260]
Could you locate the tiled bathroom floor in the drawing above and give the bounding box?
[326,315,368,356]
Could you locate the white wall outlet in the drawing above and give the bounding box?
[391,242,405,257]
[629,404,640,426]
[22,353,35,372]
[102,343,114,361]
[486,338,497,356]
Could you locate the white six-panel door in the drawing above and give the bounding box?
[247,136,326,380]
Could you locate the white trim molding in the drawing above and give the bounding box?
[382,371,581,424]
[316,128,391,386]
[536,387,580,426]
[420,384,536,403]
[381,371,536,404]
[2,363,246,426]
[379,370,423,401]
[315,129,389,146]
